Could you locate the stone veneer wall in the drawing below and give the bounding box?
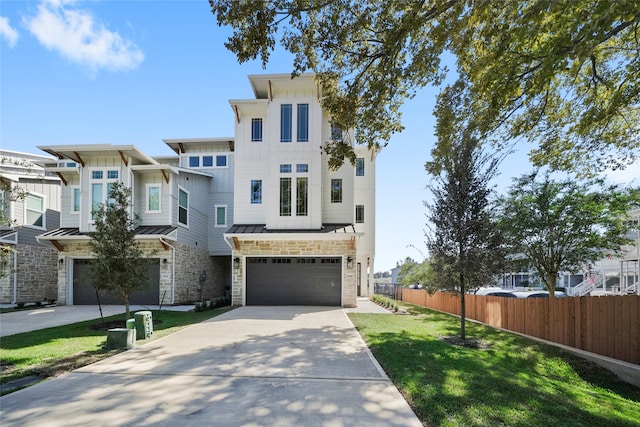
[56,240,228,305]
[172,242,228,303]
[0,244,57,303]
[232,239,357,307]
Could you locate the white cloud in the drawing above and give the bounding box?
[0,16,19,48]
[23,0,144,72]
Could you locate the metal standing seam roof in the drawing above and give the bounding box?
[38,225,177,239]
[225,224,356,234]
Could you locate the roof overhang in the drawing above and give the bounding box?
[163,138,235,155]
[37,144,159,167]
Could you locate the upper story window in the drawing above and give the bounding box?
[146,184,161,213]
[91,169,119,220]
[280,164,292,173]
[330,123,342,141]
[280,104,292,142]
[185,154,228,169]
[280,178,291,216]
[25,193,45,229]
[296,164,308,173]
[251,118,263,142]
[356,205,364,223]
[58,161,77,168]
[215,205,227,227]
[72,186,80,213]
[331,179,342,203]
[178,187,188,227]
[296,177,308,216]
[356,158,365,176]
[297,104,309,142]
[251,180,262,204]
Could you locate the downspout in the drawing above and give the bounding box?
[160,237,177,304]
[11,249,17,305]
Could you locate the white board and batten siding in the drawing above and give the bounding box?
[172,171,211,248]
[134,172,172,226]
[13,178,61,245]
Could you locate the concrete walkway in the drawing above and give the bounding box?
[0,304,194,337]
[0,304,420,427]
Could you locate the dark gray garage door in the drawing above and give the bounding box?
[73,259,160,305]
[246,257,341,305]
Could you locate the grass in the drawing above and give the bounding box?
[349,303,640,427]
[0,307,233,393]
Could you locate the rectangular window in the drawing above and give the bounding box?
[216,155,227,167]
[296,163,308,173]
[356,205,364,223]
[72,187,80,213]
[25,193,44,228]
[178,188,188,226]
[251,180,262,204]
[356,158,365,176]
[146,185,161,212]
[251,118,263,142]
[215,205,227,227]
[91,183,103,219]
[297,104,309,142]
[280,104,292,142]
[280,164,292,173]
[92,171,103,179]
[296,177,308,216]
[107,170,119,179]
[189,156,199,167]
[331,179,342,203]
[331,123,342,141]
[280,177,291,216]
[203,156,213,167]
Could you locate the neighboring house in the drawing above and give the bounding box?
[225,74,377,307]
[36,145,230,305]
[0,150,60,303]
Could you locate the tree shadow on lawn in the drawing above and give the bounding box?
[357,309,640,426]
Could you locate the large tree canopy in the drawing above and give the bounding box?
[210,0,639,173]
[497,173,640,296]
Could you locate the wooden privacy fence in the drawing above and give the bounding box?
[402,289,640,365]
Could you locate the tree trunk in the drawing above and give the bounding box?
[460,271,466,340]
[125,295,130,320]
[548,274,557,297]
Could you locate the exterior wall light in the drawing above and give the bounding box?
[347,256,353,269]
[58,258,64,271]
[234,257,240,270]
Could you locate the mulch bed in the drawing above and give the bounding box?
[441,336,492,350]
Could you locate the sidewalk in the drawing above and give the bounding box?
[0,304,194,337]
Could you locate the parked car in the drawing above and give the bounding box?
[511,291,566,298]
[474,287,516,297]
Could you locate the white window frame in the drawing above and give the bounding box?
[24,192,46,230]
[356,158,365,176]
[182,154,229,169]
[146,184,162,213]
[90,168,119,222]
[251,180,262,204]
[71,186,80,214]
[215,204,227,227]
[251,118,263,142]
[178,186,189,228]
[356,205,365,223]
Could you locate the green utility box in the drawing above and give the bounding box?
[134,310,153,340]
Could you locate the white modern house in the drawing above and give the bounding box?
[33,73,377,307]
[225,74,376,307]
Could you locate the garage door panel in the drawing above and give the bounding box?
[73,259,160,305]
[246,257,341,306]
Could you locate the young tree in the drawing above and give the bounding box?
[497,173,640,296]
[426,79,504,340]
[397,258,434,289]
[89,182,151,320]
[210,1,640,173]
[0,179,26,278]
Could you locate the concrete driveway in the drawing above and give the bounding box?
[0,306,421,427]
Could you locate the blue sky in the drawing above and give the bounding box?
[1,0,638,272]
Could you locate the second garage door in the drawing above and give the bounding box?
[72,259,160,305]
[246,257,341,306]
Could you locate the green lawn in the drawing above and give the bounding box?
[349,303,640,427]
[0,307,232,391]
